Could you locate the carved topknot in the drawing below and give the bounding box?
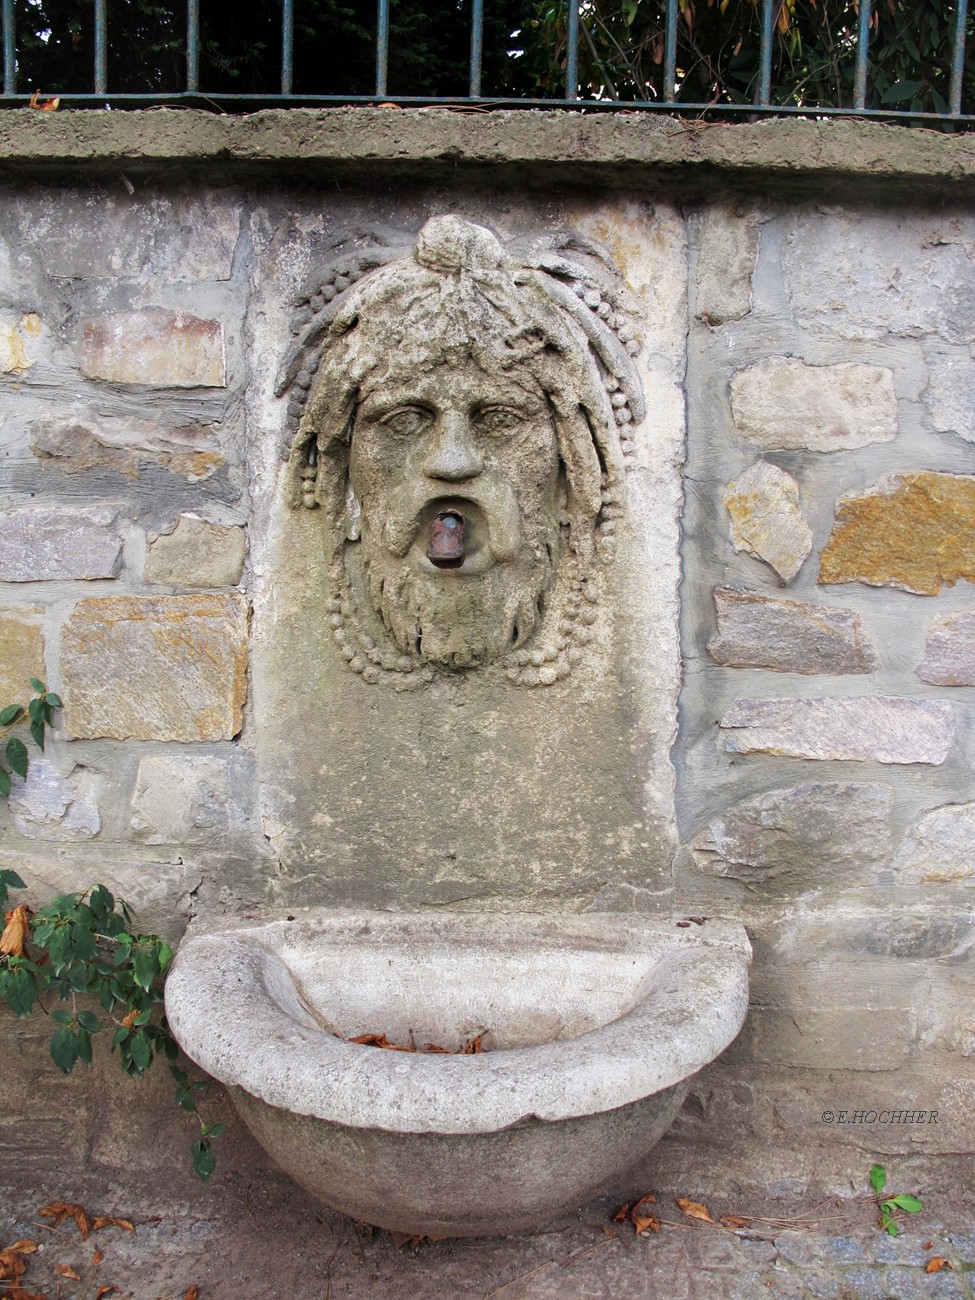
[415,215,504,273]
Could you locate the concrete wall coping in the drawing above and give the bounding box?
[2,107,975,194]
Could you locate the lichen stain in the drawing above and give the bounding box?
[819,472,975,595]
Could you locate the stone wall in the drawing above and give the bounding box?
[0,111,972,1200]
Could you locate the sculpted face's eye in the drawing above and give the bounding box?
[473,406,524,438]
[379,406,431,438]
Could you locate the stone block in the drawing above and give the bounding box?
[916,609,975,686]
[723,461,812,582]
[690,782,893,890]
[0,311,41,373]
[772,913,973,962]
[708,588,876,674]
[894,802,975,885]
[746,1007,913,1070]
[786,211,975,344]
[7,758,100,840]
[0,612,44,704]
[719,696,954,765]
[60,594,248,742]
[130,754,236,844]
[78,308,225,387]
[144,515,246,587]
[29,413,224,481]
[731,358,897,452]
[0,504,124,581]
[694,204,760,325]
[819,472,975,595]
[926,353,975,444]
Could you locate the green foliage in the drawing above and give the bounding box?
[870,1164,925,1235]
[0,684,223,1182]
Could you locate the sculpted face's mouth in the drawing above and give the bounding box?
[427,511,466,569]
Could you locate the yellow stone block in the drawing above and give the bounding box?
[820,472,975,595]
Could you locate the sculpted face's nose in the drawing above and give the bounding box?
[422,411,483,482]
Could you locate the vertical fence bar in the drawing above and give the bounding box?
[854,0,872,110]
[282,0,294,95]
[376,0,389,97]
[2,0,15,96]
[94,0,107,95]
[663,0,678,102]
[469,0,483,98]
[565,0,579,100]
[755,0,773,106]
[186,0,199,93]
[950,0,969,116]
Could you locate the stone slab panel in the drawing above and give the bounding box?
[7,758,100,840]
[720,696,954,764]
[894,802,975,885]
[0,311,41,373]
[723,461,812,582]
[819,472,975,595]
[0,611,44,704]
[730,358,897,452]
[690,782,893,890]
[78,308,225,388]
[145,515,246,587]
[916,609,975,685]
[29,414,224,481]
[0,504,124,581]
[926,353,975,444]
[708,587,876,674]
[60,594,248,741]
[694,203,760,325]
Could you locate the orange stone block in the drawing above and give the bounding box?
[819,472,975,595]
[61,594,248,742]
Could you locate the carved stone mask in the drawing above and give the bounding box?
[282,215,644,688]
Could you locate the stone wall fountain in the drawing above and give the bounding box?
[165,212,751,1235]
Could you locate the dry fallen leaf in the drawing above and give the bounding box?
[0,1252,28,1282]
[55,1263,82,1280]
[119,1008,139,1029]
[28,90,60,111]
[91,1248,104,1267]
[0,904,31,958]
[40,1200,90,1239]
[8,1289,48,1300]
[927,1257,953,1273]
[184,1287,200,1300]
[92,1216,135,1234]
[96,1286,119,1299]
[349,1030,488,1055]
[676,1198,715,1224]
[3,1242,39,1258]
[720,1214,753,1230]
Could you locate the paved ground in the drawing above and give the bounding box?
[2,1158,974,1299]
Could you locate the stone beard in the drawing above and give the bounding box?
[286,215,643,687]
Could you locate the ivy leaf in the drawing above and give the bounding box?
[30,719,45,752]
[888,1193,924,1213]
[133,944,159,992]
[0,704,23,726]
[45,693,62,709]
[870,1164,887,1195]
[50,1024,79,1072]
[29,678,46,694]
[191,1140,217,1183]
[3,965,38,1016]
[78,1010,102,1034]
[5,738,28,779]
[0,767,10,799]
[129,1030,152,1073]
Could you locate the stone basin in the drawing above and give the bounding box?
[164,912,751,1237]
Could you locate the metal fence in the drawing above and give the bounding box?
[1,0,973,124]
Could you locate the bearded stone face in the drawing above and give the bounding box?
[346,357,567,669]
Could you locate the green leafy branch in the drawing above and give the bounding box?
[870,1164,924,1236]
[0,677,60,798]
[0,683,223,1183]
